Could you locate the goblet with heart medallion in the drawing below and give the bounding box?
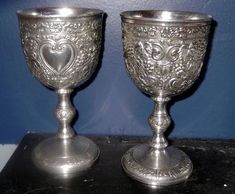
[17,7,104,175]
[121,10,212,186]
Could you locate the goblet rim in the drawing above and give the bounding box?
[121,10,212,23]
[17,7,104,19]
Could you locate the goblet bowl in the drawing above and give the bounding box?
[18,7,103,90]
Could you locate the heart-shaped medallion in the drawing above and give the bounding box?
[40,41,75,74]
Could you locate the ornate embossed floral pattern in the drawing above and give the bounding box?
[19,19,102,89]
[122,23,210,96]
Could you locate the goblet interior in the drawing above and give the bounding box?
[121,10,211,97]
[121,10,212,186]
[17,7,104,176]
[121,10,211,22]
[18,7,103,89]
[17,7,103,18]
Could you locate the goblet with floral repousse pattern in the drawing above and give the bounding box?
[17,7,104,176]
[121,10,212,186]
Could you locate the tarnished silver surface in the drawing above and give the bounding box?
[17,7,104,175]
[121,10,212,186]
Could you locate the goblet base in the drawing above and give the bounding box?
[121,143,193,186]
[32,135,99,177]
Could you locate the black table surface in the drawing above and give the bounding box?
[0,133,234,194]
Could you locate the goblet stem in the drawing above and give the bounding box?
[55,88,76,139]
[32,88,100,174]
[149,96,171,149]
[32,88,100,175]
[122,95,193,185]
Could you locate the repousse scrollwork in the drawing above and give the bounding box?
[20,19,102,89]
[122,23,210,96]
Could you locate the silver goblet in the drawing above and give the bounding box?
[121,10,212,186]
[17,7,104,175]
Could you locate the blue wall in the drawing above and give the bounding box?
[0,0,235,143]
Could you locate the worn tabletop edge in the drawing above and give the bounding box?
[22,132,235,146]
